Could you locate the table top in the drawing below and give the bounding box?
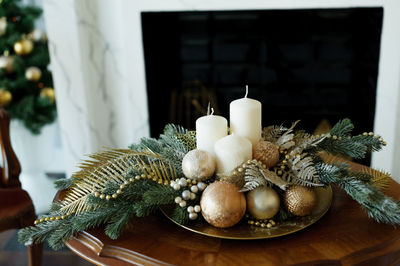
[63,162,400,266]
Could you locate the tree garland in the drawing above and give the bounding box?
[18,119,398,250]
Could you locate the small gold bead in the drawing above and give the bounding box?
[129,177,134,182]
[187,179,192,184]
[94,192,100,197]
[238,168,244,172]
[270,220,276,226]
[248,220,254,225]
[277,170,283,175]
[67,212,72,216]
[285,155,290,159]
[255,222,260,226]
[116,189,122,194]
[247,160,252,164]
[282,160,287,164]
[50,217,55,221]
[34,220,39,225]
[120,184,125,189]
[141,174,146,178]
[192,180,197,185]
[262,164,266,169]
[61,215,66,219]
[260,223,266,228]
[45,217,50,221]
[100,194,105,199]
[158,179,163,184]
[135,175,141,180]
[332,135,338,140]
[280,150,284,154]
[296,154,300,157]
[124,181,129,185]
[56,216,61,220]
[164,181,169,185]
[148,175,152,179]
[327,134,331,138]
[39,218,44,222]
[280,165,285,170]
[112,193,117,199]
[267,223,272,228]
[151,172,156,176]
[363,132,368,136]
[383,141,387,146]
[233,171,238,176]
[106,195,111,200]
[152,177,157,181]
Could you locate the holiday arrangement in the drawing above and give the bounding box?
[0,0,55,134]
[18,87,399,250]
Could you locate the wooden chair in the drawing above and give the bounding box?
[0,108,43,266]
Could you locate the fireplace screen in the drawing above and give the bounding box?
[142,8,383,144]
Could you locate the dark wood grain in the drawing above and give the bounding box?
[63,161,400,265]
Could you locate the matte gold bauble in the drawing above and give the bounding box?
[14,39,34,56]
[0,55,14,73]
[182,149,215,181]
[253,141,280,168]
[25,66,42,82]
[284,185,317,216]
[0,17,7,36]
[40,87,55,103]
[246,186,280,220]
[0,89,12,107]
[200,181,246,228]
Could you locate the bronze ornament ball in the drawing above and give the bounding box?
[253,141,280,168]
[0,55,14,73]
[14,39,34,56]
[182,149,215,181]
[25,66,42,82]
[40,87,56,103]
[200,181,246,228]
[0,89,12,107]
[284,185,317,216]
[246,186,280,220]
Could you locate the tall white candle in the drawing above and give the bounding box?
[196,109,227,158]
[230,86,262,146]
[214,134,252,175]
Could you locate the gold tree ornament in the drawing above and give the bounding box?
[253,141,280,168]
[246,186,280,220]
[200,181,246,228]
[0,89,12,107]
[0,17,7,36]
[25,66,42,82]
[40,87,55,103]
[0,55,14,73]
[284,185,317,216]
[28,28,46,42]
[14,38,34,56]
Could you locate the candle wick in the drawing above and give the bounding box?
[210,108,214,115]
[245,85,248,98]
[207,102,211,115]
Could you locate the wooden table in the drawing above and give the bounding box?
[64,163,400,265]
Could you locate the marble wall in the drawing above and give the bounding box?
[42,0,400,180]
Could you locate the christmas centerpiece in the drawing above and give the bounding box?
[18,86,399,250]
[0,0,55,134]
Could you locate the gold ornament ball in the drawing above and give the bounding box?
[14,39,34,56]
[0,17,7,36]
[0,89,12,107]
[200,181,246,228]
[246,186,280,220]
[0,55,14,73]
[40,87,55,103]
[253,141,280,168]
[284,185,317,216]
[182,149,215,181]
[25,66,42,82]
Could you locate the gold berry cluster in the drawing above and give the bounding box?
[246,214,277,228]
[231,159,268,176]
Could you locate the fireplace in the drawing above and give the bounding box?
[142,8,383,142]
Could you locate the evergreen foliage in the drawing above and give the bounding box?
[0,0,55,134]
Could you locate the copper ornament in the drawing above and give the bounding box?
[200,181,246,228]
[253,141,280,168]
[182,149,215,181]
[0,89,12,107]
[246,186,280,220]
[284,185,317,216]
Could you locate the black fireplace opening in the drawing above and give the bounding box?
[142,8,383,163]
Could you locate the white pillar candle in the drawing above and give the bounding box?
[214,134,252,175]
[196,109,228,158]
[230,86,262,146]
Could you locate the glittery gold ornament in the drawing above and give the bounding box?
[284,185,317,216]
[0,55,14,73]
[246,186,280,219]
[40,87,55,103]
[14,39,34,56]
[200,181,246,228]
[0,89,12,107]
[253,141,280,168]
[182,149,215,181]
[0,17,7,36]
[25,66,42,82]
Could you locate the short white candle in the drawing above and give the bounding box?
[230,86,262,146]
[196,109,227,158]
[214,134,252,175]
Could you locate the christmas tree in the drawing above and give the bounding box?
[0,0,55,134]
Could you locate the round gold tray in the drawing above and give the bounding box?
[161,186,332,240]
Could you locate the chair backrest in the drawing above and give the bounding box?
[0,108,21,188]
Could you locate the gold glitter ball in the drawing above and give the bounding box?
[182,149,216,181]
[253,141,280,168]
[284,185,317,216]
[200,181,246,228]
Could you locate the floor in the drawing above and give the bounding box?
[0,230,92,266]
